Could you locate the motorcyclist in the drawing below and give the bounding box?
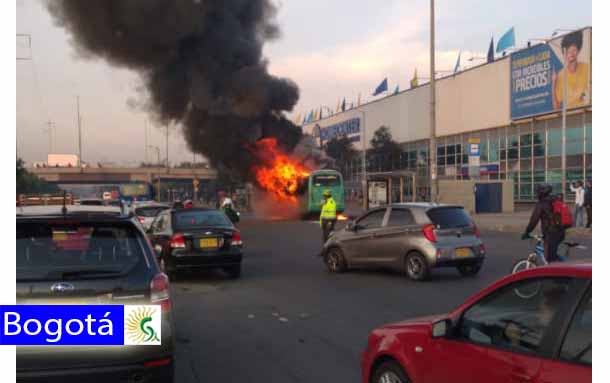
[522,184,564,263]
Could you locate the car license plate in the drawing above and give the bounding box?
[200,238,218,249]
[455,248,472,258]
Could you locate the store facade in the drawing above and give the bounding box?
[303,27,592,203]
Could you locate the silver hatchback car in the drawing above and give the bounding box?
[322,203,485,280]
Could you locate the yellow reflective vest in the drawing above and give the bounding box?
[319,197,337,225]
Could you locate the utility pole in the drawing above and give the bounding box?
[165,125,169,171]
[76,96,83,168]
[44,120,55,154]
[429,0,438,202]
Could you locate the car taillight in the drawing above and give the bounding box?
[474,224,481,238]
[170,233,186,248]
[422,224,437,243]
[150,273,170,312]
[479,244,486,254]
[231,231,243,246]
[144,357,172,369]
[138,216,145,224]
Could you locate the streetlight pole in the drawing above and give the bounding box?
[561,46,568,197]
[357,109,367,209]
[76,96,83,168]
[165,125,169,171]
[429,0,438,202]
[148,145,162,201]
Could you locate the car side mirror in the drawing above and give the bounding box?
[432,319,451,338]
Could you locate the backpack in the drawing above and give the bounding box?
[223,206,240,223]
[552,198,573,229]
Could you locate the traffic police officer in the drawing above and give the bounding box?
[320,189,337,245]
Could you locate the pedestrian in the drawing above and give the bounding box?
[319,189,337,247]
[522,184,565,263]
[570,181,585,227]
[584,179,592,228]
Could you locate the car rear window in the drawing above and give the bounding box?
[427,207,472,228]
[175,210,232,229]
[16,221,145,281]
[135,206,168,217]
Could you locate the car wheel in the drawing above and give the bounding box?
[372,361,411,383]
[457,263,482,277]
[405,252,429,281]
[224,265,241,279]
[324,247,347,273]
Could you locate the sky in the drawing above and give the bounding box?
[16,0,592,165]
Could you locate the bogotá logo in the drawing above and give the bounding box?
[124,305,161,345]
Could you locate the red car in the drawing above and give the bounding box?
[362,263,591,383]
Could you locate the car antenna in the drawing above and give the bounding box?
[61,190,68,215]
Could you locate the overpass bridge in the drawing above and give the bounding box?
[28,166,217,184]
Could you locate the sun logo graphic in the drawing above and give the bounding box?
[124,305,162,346]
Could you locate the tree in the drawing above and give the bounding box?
[368,126,403,171]
[16,159,59,194]
[323,135,357,166]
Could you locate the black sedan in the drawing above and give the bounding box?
[147,208,243,279]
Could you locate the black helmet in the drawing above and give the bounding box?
[535,184,552,199]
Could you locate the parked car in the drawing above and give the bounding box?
[147,208,243,279]
[361,263,591,383]
[134,203,171,231]
[322,203,485,280]
[16,205,174,383]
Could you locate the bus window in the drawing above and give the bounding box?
[313,175,340,187]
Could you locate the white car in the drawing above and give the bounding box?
[133,203,170,231]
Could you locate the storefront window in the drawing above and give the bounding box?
[547,129,561,156]
[520,146,532,159]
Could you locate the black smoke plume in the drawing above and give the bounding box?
[47,0,302,178]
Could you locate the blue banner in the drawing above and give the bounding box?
[320,118,361,142]
[510,43,563,120]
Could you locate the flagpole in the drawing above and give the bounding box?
[429,0,438,202]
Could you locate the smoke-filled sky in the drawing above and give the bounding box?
[17,0,591,165]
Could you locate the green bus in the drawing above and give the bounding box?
[302,169,345,216]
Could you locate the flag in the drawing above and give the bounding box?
[319,107,323,119]
[313,109,319,121]
[341,98,346,112]
[336,99,341,112]
[410,69,418,88]
[357,93,361,106]
[454,51,461,73]
[306,110,313,123]
[372,78,388,96]
[294,113,302,125]
[393,85,399,95]
[487,37,494,63]
[496,27,515,53]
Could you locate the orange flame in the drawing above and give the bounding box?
[251,138,311,202]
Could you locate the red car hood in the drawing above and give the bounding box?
[382,313,448,330]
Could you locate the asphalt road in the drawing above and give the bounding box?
[171,219,592,383]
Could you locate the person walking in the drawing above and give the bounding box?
[522,184,565,263]
[319,189,337,246]
[570,181,585,227]
[584,180,592,228]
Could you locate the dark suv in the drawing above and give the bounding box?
[16,205,174,383]
[148,208,244,279]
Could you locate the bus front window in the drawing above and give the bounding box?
[313,175,340,187]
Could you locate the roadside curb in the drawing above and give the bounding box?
[479,224,592,238]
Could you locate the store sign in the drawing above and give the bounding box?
[320,118,361,142]
[460,164,500,176]
[510,28,591,120]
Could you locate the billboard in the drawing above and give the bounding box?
[510,28,591,120]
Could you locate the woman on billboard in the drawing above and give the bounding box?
[552,30,590,110]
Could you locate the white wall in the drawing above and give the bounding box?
[303,84,431,150]
[436,58,511,137]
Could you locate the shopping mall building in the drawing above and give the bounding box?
[302,27,591,203]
